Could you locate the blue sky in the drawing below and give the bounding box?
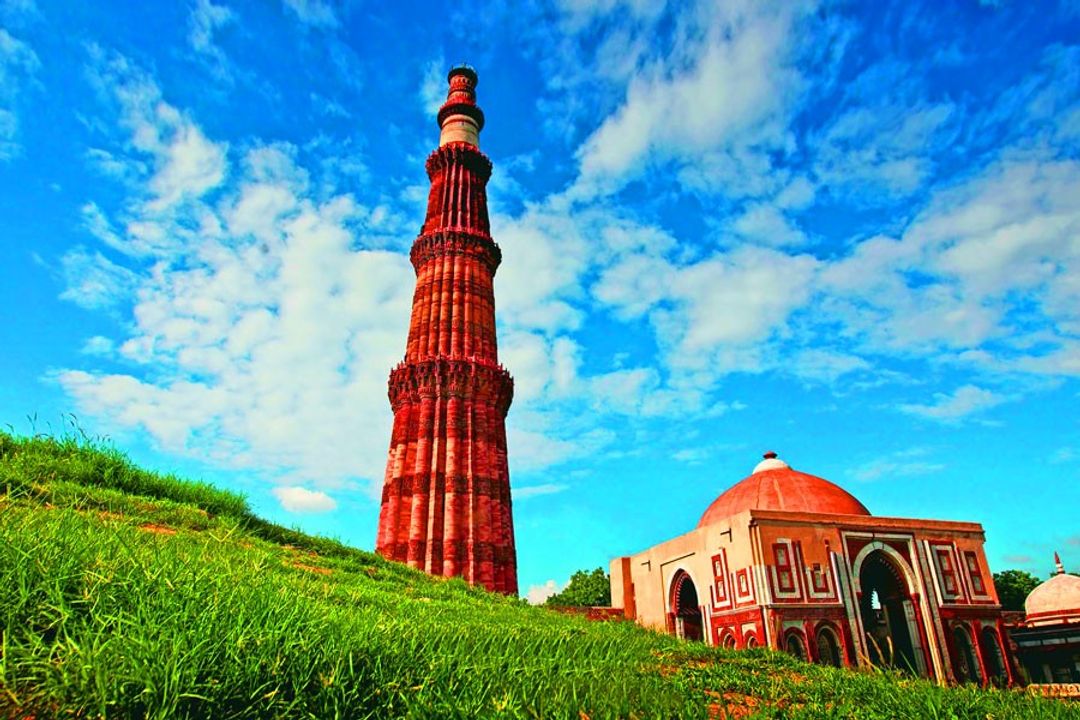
[1,0,1078,602]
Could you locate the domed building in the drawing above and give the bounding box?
[1009,554,1080,687]
[610,452,1013,685]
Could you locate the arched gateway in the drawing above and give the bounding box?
[670,570,704,642]
[858,550,919,673]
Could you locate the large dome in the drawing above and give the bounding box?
[1025,554,1080,626]
[698,452,870,527]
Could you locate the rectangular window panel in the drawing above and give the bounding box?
[964,551,986,595]
[773,543,795,593]
[811,562,829,593]
[936,548,959,597]
[712,553,728,603]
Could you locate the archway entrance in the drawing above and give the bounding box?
[785,631,807,661]
[951,625,983,685]
[859,550,918,673]
[670,571,703,642]
[979,627,1008,687]
[815,625,843,667]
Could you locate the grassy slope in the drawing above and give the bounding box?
[0,432,1076,719]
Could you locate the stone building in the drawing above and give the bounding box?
[610,452,1012,685]
[375,67,517,595]
[1009,553,1080,688]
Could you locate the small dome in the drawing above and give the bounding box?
[698,452,870,527]
[1025,554,1080,626]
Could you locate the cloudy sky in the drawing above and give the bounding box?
[1,0,1078,602]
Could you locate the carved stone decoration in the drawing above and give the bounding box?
[375,67,517,595]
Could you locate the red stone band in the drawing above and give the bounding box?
[409,232,501,275]
[388,359,513,414]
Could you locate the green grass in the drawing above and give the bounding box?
[0,430,1076,719]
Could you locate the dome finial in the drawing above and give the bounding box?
[752,451,788,474]
[1055,551,1065,576]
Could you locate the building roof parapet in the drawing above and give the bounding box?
[745,508,986,533]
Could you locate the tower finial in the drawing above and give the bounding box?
[437,65,485,147]
[1054,551,1065,575]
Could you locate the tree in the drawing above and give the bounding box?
[545,567,611,607]
[993,569,1041,611]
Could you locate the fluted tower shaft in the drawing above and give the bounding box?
[376,67,517,595]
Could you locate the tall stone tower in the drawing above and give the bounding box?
[376,67,517,595]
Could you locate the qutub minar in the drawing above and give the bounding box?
[376,67,517,595]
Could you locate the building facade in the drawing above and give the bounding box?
[375,67,517,595]
[611,452,1012,685]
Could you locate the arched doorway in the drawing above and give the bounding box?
[979,627,1008,687]
[721,632,736,649]
[951,625,983,685]
[670,571,703,642]
[785,631,807,661]
[858,550,919,673]
[815,625,843,667]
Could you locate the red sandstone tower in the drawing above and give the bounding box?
[376,67,517,595]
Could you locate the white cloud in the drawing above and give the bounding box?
[555,0,665,29]
[58,58,424,493]
[920,159,1080,300]
[655,247,820,368]
[85,147,138,181]
[673,448,709,464]
[596,245,820,365]
[0,1,38,19]
[589,367,659,415]
[812,101,955,200]
[514,483,569,500]
[189,0,233,53]
[499,331,583,405]
[87,50,228,214]
[848,448,945,482]
[525,578,565,605]
[146,121,227,211]
[419,58,446,116]
[729,203,807,247]
[569,1,814,198]
[533,1,1080,402]
[820,154,1080,368]
[57,370,220,448]
[492,207,590,334]
[282,0,338,28]
[0,29,38,91]
[0,27,39,159]
[81,336,115,356]
[897,385,1004,422]
[188,0,235,80]
[58,247,137,309]
[507,421,616,473]
[591,252,670,319]
[1049,447,1077,464]
[272,486,338,513]
[791,349,870,384]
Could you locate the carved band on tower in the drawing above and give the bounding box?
[376,67,517,595]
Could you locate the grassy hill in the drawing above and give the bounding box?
[1,431,1075,719]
